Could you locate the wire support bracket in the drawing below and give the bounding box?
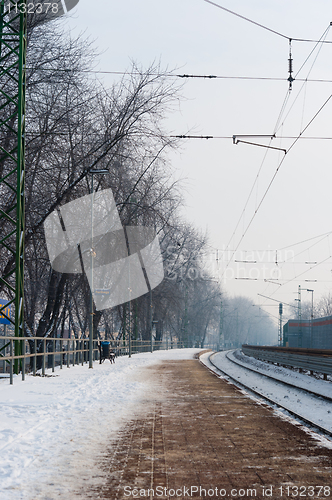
[232,135,287,154]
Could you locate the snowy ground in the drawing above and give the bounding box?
[0,348,201,500]
[2,348,332,500]
[208,350,332,435]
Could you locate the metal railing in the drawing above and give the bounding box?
[0,336,97,384]
[0,335,214,384]
[242,345,332,380]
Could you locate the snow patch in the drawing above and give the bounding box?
[0,348,201,500]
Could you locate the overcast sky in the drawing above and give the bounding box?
[62,0,332,323]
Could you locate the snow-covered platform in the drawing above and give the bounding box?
[1,349,332,499]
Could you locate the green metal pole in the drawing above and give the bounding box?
[0,2,27,374]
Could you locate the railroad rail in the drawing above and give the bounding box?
[242,344,332,379]
[206,351,332,440]
[229,350,332,402]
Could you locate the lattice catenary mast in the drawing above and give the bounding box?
[0,1,26,371]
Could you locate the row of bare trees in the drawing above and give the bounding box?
[0,17,223,359]
[287,292,332,322]
[221,296,277,348]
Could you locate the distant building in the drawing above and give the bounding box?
[283,316,332,349]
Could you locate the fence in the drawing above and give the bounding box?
[242,344,332,380]
[0,335,214,384]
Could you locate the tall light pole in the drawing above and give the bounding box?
[296,286,314,349]
[298,285,302,347]
[88,168,109,368]
[150,289,153,352]
[306,289,314,348]
[219,299,223,351]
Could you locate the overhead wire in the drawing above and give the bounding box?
[274,25,331,136]
[204,0,289,39]
[170,134,332,140]
[193,17,332,301]
[295,25,332,77]
[222,140,272,262]
[218,90,332,282]
[282,233,331,264]
[279,254,332,288]
[165,16,332,299]
[215,22,332,284]
[204,0,332,44]
[259,236,332,307]
[201,6,331,293]
[174,22,331,288]
[203,228,332,252]
[27,67,332,84]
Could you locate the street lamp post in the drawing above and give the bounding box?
[297,286,314,349]
[306,289,314,348]
[88,168,109,368]
[150,289,153,352]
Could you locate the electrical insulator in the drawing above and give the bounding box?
[288,39,294,90]
[288,57,293,75]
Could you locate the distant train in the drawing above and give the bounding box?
[283,315,332,349]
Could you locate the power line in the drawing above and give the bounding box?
[26,131,332,141]
[27,67,332,84]
[170,135,332,140]
[281,234,331,264]
[211,32,324,266]
[204,0,288,39]
[257,294,295,308]
[280,254,332,288]
[274,28,331,136]
[295,26,332,78]
[174,24,332,278]
[178,228,332,254]
[204,0,332,44]
[279,230,332,250]
[219,91,332,280]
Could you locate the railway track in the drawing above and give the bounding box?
[227,350,332,402]
[203,350,332,440]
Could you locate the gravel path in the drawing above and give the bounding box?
[88,359,332,500]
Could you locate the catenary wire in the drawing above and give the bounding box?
[223,29,332,277]
[218,91,332,281]
[170,135,332,140]
[294,25,332,78]
[173,28,332,279]
[204,0,332,44]
[281,231,332,248]
[26,67,332,84]
[274,26,331,136]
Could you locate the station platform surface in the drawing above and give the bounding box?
[90,359,332,500]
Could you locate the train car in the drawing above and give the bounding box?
[283,315,332,349]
